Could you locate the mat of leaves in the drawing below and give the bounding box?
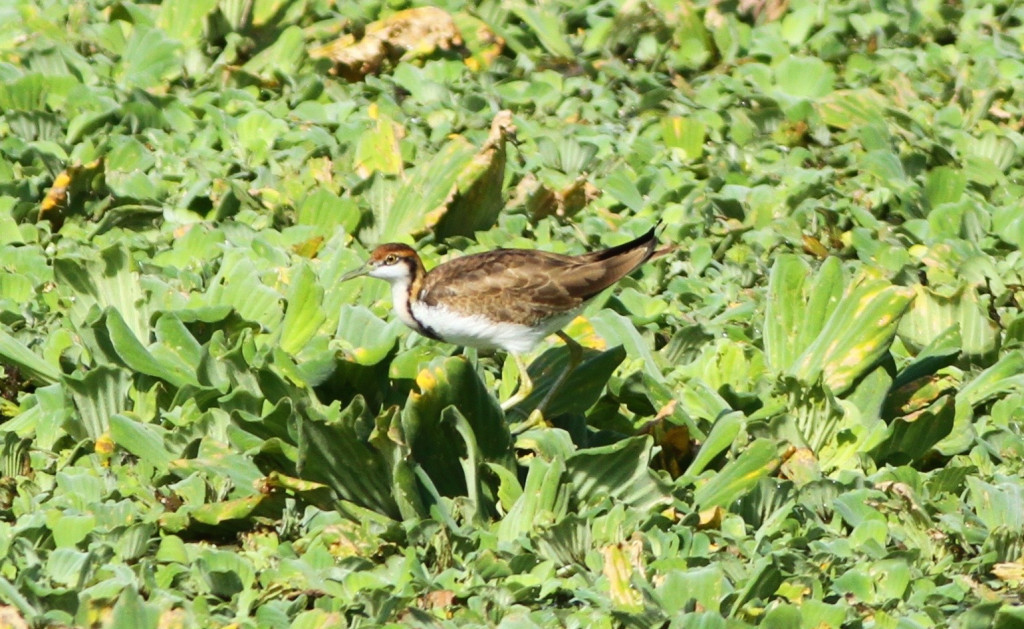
[2,0,1024,627]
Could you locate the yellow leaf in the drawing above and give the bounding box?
[95,432,115,455]
[602,544,644,612]
[993,561,1024,584]
[354,113,404,178]
[40,170,72,214]
[415,366,439,392]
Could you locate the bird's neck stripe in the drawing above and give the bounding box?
[400,258,442,341]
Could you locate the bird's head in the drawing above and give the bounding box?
[341,243,421,284]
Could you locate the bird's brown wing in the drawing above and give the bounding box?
[418,250,586,325]
[418,228,658,326]
[566,226,658,299]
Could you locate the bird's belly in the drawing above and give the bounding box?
[410,303,575,353]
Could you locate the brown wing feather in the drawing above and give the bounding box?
[418,227,658,326]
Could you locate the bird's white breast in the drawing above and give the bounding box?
[409,302,575,353]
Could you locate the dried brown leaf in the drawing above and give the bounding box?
[311,7,463,80]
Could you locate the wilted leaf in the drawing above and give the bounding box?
[373,110,514,240]
[779,447,820,486]
[435,111,515,238]
[602,543,644,612]
[791,276,914,394]
[311,7,463,80]
[452,12,505,71]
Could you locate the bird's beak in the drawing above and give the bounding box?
[340,264,370,282]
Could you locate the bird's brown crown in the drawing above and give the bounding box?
[368,243,419,266]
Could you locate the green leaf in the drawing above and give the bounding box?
[764,255,843,373]
[296,188,362,234]
[513,345,625,417]
[935,351,1024,455]
[280,263,326,355]
[589,309,664,383]
[117,26,182,89]
[729,554,784,614]
[0,326,60,385]
[0,272,32,303]
[685,411,743,476]
[242,25,305,77]
[55,244,149,342]
[497,455,569,543]
[509,4,574,58]
[662,116,706,161]
[968,134,1017,173]
[774,56,835,100]
[333,305,403,366]
[108,587,159,629]
[925,166,968,207]
[693,439,780,509]
[109,413,175,471]
[204,251,284,329]
[655,566,729,615]
[157,0,218,48]
[601,168,645,212]
[151,314,203,374]
[565,436,671,512]
[874,394,955,463]
[898,284,999,363]
[401,357,512,498]
[45,548,90,587]
[291,400,400,519]
[64,365,132,440]
[817,89,887,130]
[105,309,196,388]
[860,149,909,186]
[236,109,288,163]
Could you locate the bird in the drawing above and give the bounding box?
[340,226,660,423]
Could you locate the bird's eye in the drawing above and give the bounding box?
[384,254,398,265]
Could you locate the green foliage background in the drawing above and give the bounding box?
[2,0,1024,627]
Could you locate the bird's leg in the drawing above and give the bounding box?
[535,331,583,417]
[499,352,533,412]
[514,332,584,432]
